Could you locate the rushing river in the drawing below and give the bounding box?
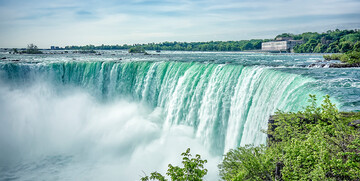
[0,50,359,180]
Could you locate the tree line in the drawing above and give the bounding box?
[64,40,264,52]
[63,29,359,53]
[283,29,360,53]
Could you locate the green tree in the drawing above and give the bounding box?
[242,42,254,50]
[340,33,360,42]
[141,148,208,181]
[326,41,340,53]
[12,48,18,54]
[61,29,360,53]
[23,43,43,54]
[339,41,352,53]
[275,33,294,38]
[340,51,360,64]
[219,145,274,181]
[129,46,146,53]
[352,41,360,52]
[313,43,326,53]
[252,41,262,49]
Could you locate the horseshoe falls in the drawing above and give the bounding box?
[0,51,359,180]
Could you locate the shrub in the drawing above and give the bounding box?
[141,148,208,181]
[340,51,360,64]
[219,95,360,180]
[323,54,342,61]
[219,145,274,181]
[22,43,43,54]
[129,46,146,53]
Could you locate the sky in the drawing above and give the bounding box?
[0,0,360,48]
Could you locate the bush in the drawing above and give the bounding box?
[129,46,146,53]
[353,41,360,52]
[141,148,208,181]
[219,145,274,181]
[340,51,360,64]
[323,54,342,61]
[219,95,360,180]
[22,43,43,54]
[324,51,360,64]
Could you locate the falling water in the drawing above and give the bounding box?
[0,57,344,180]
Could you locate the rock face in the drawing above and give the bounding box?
[308,63,360,68]
[267,115,279,143]
[309,63,326,68]
[329,63,360,68]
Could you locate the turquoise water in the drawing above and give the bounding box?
[0,50,359,180]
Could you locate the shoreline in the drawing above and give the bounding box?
[0,48,341,55]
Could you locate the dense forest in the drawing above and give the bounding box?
[283,29,360,53]
[64,40,264,52]
[63,29,360,53]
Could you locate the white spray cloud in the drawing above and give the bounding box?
[0,81,220,180]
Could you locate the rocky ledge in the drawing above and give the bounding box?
[308,63,360,68]
[329,63,360,68]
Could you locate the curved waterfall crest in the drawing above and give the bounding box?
[0,61,319,154]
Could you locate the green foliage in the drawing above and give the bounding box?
[141,148,208,181]
[22,43,43,54]
[241,42,254,50]
[63,29,359,53]
[129,46,146,53]
[313,43,327,53]
[353,42,360,52]
[275,33,294,38]
[218,145,274,181]
[220,95,360,181]
[64,40,264,52]
[326,41,340,53]
[323,54,342,61]
[292,29,360,53]
[323,50,360,65]
[340,51,360,64]
[12,48,18,54]
[341,33,360,42]
[339,41,353,53]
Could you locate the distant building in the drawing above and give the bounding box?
[262,37,303,52]
[50,46,60,50]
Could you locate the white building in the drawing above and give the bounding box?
[262,38,303,52]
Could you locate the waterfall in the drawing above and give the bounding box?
[0,61,320,155]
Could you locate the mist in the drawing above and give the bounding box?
[0,81,220,180]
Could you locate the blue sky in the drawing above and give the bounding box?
[0,0,360,48]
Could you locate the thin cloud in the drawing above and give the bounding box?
[0,0,359,48]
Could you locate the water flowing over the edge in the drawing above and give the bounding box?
[0,61,323,155]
